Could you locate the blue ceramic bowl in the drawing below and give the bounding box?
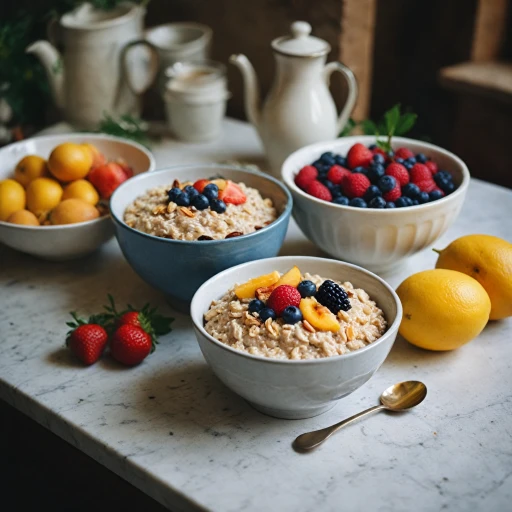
[110,165,292,312]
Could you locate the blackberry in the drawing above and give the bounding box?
[315,280,351,314]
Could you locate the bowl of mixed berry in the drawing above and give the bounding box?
[282,136,470,272]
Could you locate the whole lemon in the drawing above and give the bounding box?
[50,198,100,225]
[435,234,512,320]
[0,179,26,221]
[62,179,99,205]
[14,155,49,187]
[7,209,39,226]
[396,269,491,351]
[48,142,93,182]
[26,177,63,216]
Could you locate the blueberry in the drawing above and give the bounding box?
[385,201,396,209]
[191,194,209,210]
[331,185,342,197]
[417,191,430,204]
[440,181,455,194]
[412,199,419,205]
[403,197,414,206]
[373,153,386,165]
[377,175,397,193]
[405,157,417,165]
[281,306,303,325]
[387,150,395,158]
[334,155,347,167]
[368,196,387,209]
[349,197,367,208]
[395,158,405,164]
[317,164,331,175]
[332,195,349,205]
[312,159,323,170]
[402,183,420,199]
[297,280,317,298]
[209,198,227,213]
[367,164,385,183]
[363,185,382,202]
[416,153,428,163]
[352,166,368,175]
[320,152,336,166]
[259,308,276,322]
[167,187,182,203]
[395,197,410,208]
[434,171,452,186]
[320,178,335,192]
[202,183,219,200]
[174,192,190,206]
[248,299,264,313]
[368,144,377,150]
[183,185,199,198]
[429,189,444,201]
[404,162,414,170]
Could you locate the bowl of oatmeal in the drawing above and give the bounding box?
[191,256,402,419]
[110,165,292,311]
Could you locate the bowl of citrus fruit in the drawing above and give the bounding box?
[0,134,155,260]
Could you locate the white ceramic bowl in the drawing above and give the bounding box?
[0,133,155,260]
[191,256,402,419]
[282,136,470,272]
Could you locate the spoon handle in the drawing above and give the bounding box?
[293,404,385,451]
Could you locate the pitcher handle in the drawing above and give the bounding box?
[120,40,160,96]
[323,62,358,135]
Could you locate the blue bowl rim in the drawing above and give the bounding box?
[110,164,293,245]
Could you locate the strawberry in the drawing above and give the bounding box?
[295,165,318,190]
[372,147,388,159]
[118,311,142,328]
[306,180,332,201]
[383,184,401,202]
[347,143,373,169]
[425,160,438,174]
[416,180,437,193]
[343,173,371,199]
[193,179,210,193]
[267,285,301,316]
[385,163,409,186]
[410,163,433,184]
[111,324,152,366]
[66,313,108,365]
[327,165,351,185]
[394,147,414,160]
[218,180,247,205]
[88,162,128,199]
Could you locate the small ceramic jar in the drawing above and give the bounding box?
[164,60,230,142]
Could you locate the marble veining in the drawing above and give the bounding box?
[1,119,512,512]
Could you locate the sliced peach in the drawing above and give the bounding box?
[300,297,340,332]
[235,271,280,300]
[211,178,227,190]
[276,266,301,288]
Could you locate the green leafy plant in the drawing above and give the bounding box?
[96,113,151,147]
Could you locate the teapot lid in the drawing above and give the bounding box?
[272,21,330,57]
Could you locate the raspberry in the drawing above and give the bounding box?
[342,173,371,199]
[306,180,332,201]
[416,180,437,193]
[267,285,301,316]
[327,165,351,185]
[347,143,373,169]
[315,280,351,314]
[385,163,409,186]
[295,165,318,190]
[394,147,414,160]
[425,160,438,174]
[410,163,433,184]
[383,184,401,202]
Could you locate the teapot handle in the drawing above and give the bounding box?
[120,40,160,96]
[323,62,358,135]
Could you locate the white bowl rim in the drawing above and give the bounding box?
[281,135,470,213]
[110,164,293,245]
[190,255,402,365]
[0,133,156,231]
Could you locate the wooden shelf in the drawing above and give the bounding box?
[439,61,512,103]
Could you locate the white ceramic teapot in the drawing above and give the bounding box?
[230,21,358,176]
[26,2,158,129]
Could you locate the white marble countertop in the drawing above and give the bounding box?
[1,119,512,512]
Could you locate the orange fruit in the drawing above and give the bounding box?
[50,199,99,225]
[82,143,106,168]
[62,179,99,205]
[7,209,39,226]
[0,179,26,221]
[48,142,93,182]
[14,155,49,187]
[26,177,63,216]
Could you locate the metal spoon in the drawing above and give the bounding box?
[293,380,427,452]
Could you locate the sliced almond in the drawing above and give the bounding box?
[167,202,177,213]
[180,207,195,218]
[346,325,355,341]
[152,204,167,215]
[303,320,316,333]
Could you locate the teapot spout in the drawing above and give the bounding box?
[26,41,65,110]
[229,54,261,128]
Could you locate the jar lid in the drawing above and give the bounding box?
[271,21,330,57]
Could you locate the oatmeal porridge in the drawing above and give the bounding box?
[124,179,277,241]
[204,268,387,360]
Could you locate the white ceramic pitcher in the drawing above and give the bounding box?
[26,2,159,129]
[231,21,358,176]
